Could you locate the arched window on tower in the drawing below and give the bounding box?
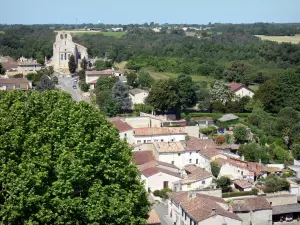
[61,54,63,61]
[60,34,63,39]
[64,53,67,60]
[65,34,67,39]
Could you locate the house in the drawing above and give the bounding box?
[230,82,255,98]
[133,127,187,144]
[152,139,224,170]
[147,209,161,225]
[168,191,242,225]
[173,165,213,191]
[0,78,31,90]
[217,158,267,181]
[232,197,272,225]
[232,179,254,191]
[266,194,300,222]
[129,89,149,108]
[111,119,134,144]
[0,56,18,71]
[86,69,125,89]
[17,57,42,73]
[132,150,181,191]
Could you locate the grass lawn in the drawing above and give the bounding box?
[115,61,215,84]
[249,84,259,92]
[256,35,300,44]
[56,30,126,38]
[147,70,215,84]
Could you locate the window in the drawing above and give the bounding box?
[178,153,181,156]
[202,180,205,184]
[163,181,169,189]
[15,84,20,89]
[64,53,67,60]
[190,152,192,155]
[65,34,67,38]
[61,54,64,60]
[189,159,192,163]
[237,170,240,173]
[241,171,243,175]
[185,213,187,220]
[190,220,192,225]
[144,140,146,143]
[196,159,198,164]
[171,139,174,142]
[65,41,66,45]
[182,210,184,216]
[124,133,127,137]
[161,139,163,142]
[171,161,174,165]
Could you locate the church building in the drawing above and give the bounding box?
[52,32,88,73]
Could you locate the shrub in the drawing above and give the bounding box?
[222,191,254,198]
[153,188,172,199]
[200,127,217,135]
[215,135,226,145]
[79,81,90,92]
[251,188,259,195]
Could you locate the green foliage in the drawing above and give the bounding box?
[126,71,138,87]
[233,125,248,143]
[153,188,172,199]
[37,58,45,65]
[0,63,6,74]
[252,188,259,195]
[78,70,85,81]
[68,55,77,73]
[79,81,90,92]
[210,161,221,178]
[200,126,217,136]
[216,176,232,192]
[272,144,293,164]
[0,91,149,224]
[238,143,270,164]
[112,81,131,112]
[138,70,154,88]
[26,73,36,81]
[93,60,112,71]
[146,74,197,116]
[264,175,290,193]
[12,73,23,78]
[292,143,300,160]
[80,57,88,71]
[222,191,254,198]
[133,104,153,116]
[210,80,233,103]
[36,75,54,92]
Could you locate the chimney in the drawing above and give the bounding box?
[241,155,245,161]
[212,208,216,215]
[259,159,262,165]
[188,190,196,199]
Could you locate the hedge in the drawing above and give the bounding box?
[181,112,252,120]
[222,191,254,198]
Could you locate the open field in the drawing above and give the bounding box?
[147,70,215,84]
[56,30,126,38]
[249,84,259,92]
[256,35,300,44]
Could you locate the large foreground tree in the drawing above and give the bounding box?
[0,91,149,224]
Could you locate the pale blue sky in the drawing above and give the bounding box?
[1,0,300,24]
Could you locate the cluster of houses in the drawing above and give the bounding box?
[110,112,300,225]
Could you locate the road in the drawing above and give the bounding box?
[152,202,171,225]
[58,76,90,102]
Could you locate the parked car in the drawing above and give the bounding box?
[73,85,77,89]
[286,214,293,222]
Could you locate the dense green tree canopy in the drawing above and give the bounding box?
[68,55,77,74]
[0,91,149,224]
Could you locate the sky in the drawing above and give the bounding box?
[1,0,300,24]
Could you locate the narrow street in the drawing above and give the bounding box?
[152,202,171,225]
[57,76,90,103]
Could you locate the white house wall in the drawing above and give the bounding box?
[234,87,254,98]
[175,177,213,192]
[129,92,149,106]
[119,130,134,144]
[147,172,181,191]
[134,134,185,144]
[219,163,251,180]
[250,210,272,225]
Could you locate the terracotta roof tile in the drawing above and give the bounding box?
[111,119,132,132]
[132,151,156,165]
[169,192,241,222]
[0,78,30,84]
[180,166,213,184]
[134,127,186,136]
[230,82,243,92]
[200,148,222,159]
[183,139,217,151]
[86,69,113,76]
[153,142,184,153]
[233,179,253,189]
